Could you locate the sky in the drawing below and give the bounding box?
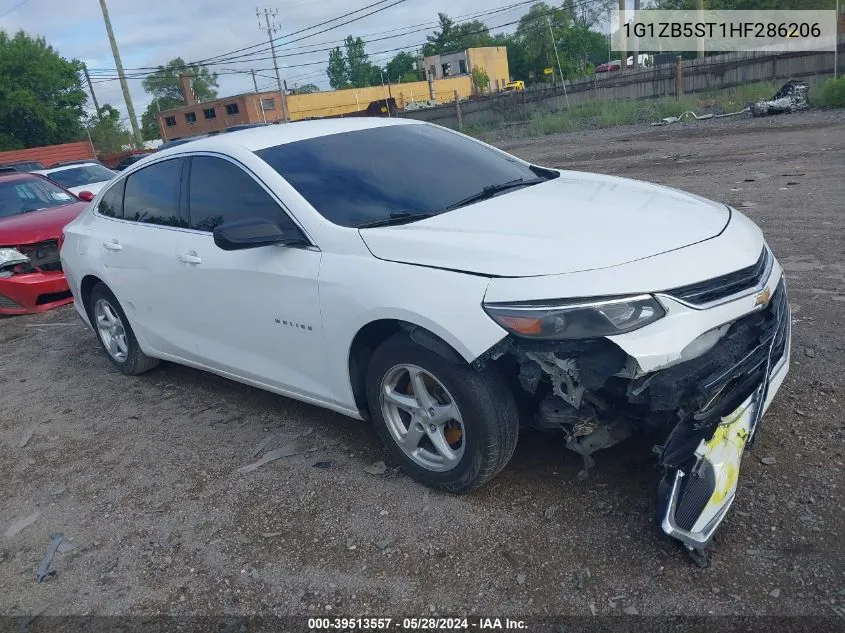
[0,0,545,125]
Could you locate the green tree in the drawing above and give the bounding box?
[423,13,495,56]
[471,66,490,93]
[88,104,132,154]
[327,47,349,89]
[141,57,218,104]
[385,51,418,83]
[140,96,182,141]
[0,30,87,150]
[326,36,382,89]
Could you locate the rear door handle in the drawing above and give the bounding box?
[178,251,202,265]
[102,240,122,251]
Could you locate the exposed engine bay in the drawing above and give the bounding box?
[475,277,790,565]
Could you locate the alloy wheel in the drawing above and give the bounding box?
[94,298,129,363]
[379,364,465,471]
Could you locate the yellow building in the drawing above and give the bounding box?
[287,75,473,120]
[423,46,511,93]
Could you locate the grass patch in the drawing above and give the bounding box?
[813,76,845,107]
[463,80,819,142]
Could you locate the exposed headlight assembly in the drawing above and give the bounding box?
[483,294,665,340]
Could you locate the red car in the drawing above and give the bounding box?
[0,172,89,315]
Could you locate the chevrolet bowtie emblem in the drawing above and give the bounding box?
[755,287,771,307]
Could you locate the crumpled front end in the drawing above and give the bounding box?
[476,250,791,564]
[0,242,73,315]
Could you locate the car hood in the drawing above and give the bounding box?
[358,170,731,277]
[0,201,88,246]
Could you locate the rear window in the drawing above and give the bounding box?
[0,178,76,218]
[47,165,117,188]
[255,124,547,228]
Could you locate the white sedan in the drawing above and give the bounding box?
[34,162,118,198]
[59,118,790,563]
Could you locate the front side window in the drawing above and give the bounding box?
[47,165,117,188]
[123,158,185,227]
[0,178,77,218]
[225,103,239,115]
[185,112,197,123]
[187,156,298,234]
[204,108,216,120]
[165,116,176,127]
[261,98,275,111]
[255,123,555,228]
[97,179,126,218]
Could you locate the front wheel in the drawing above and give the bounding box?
[365,333,518,493]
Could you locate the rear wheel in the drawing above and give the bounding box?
[88,283,160,375]
[365,333,518,493]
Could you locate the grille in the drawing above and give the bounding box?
[666,247,770,306]
[675,461,716,531]
[17,240,62,272]
[634,277,787,421]
[0,294,22,309]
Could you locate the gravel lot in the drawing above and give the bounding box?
[1,110,843,624]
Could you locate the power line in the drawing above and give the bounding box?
[196,0,398,66]
[87,1,603,88]
[86,0,410,74]
[87,0,598,76]
[0,0,31,19]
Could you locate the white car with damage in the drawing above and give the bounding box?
[59,118,790,564]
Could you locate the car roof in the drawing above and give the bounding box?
[153,117,422,160]
[0,172,43,183]
[34,162,103,175]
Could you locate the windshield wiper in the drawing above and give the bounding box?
[446,177,548,211]
[357,210,438,229]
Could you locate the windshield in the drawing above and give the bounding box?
[47,165,116,188]
[0,178,77,218]
[255,123,557,228]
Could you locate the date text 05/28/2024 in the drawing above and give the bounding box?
[308,617,528,630]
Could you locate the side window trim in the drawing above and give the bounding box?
[121,156,186,228]
[184,151,316,247]
[180,157,191,228]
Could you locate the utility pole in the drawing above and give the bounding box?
[257,8,290,123]
[632,0,641,69]
[251,69,267,123]
[379,68,392,117]
[83,64,101,114]
[618,0,627,73]
[547,14,569,109]
[97,0,142,147]
[696,0,705,59]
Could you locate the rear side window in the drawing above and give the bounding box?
[98,179,126,218]
[187,156,298,233]
[123,158,185,227]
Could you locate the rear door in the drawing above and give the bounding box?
[166,154,332,401]
[97,157,193,356]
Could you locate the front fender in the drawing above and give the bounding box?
[318,253,507,411]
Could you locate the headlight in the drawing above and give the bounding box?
[0,248,29,267]
[483,294,665,340]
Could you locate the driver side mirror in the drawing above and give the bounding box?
[213,217,304,251]
[77,191,95,202]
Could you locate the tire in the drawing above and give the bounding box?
[365,332,518,493]
[87,282,160,375]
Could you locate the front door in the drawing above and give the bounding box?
[168,154,332,403]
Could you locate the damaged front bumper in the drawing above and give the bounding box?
[0,243,72,315]
[477,252,791,561]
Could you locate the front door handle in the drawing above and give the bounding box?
[102,240,122,251]
[178,251,202,265]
